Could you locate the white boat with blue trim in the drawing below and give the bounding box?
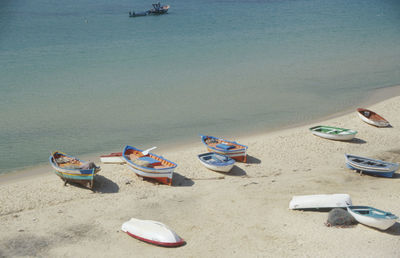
[198,152,235,173]
[345,154,399,178]
[200,135,248,163]
[122,145,177,185]
[347,206,398,230]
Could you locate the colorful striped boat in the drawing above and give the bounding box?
[200,135,248,162]
[49,151,101,189]
[345,154,399,178]
[357,108,390,127]
[347,206,398,230]
[309,125,357,141]
[122,145,177,185]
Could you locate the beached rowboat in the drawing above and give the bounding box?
[200,135,248,162]
[121,218,185,247]
[357,108,390,127]
[309,125,357,141]
[289,194,352,210]
[122,145,177,185]
[100,152,125,164]
[197,152,235,173]
[49,151,100,189]
[345,154,399,178]
[347,206,398,230]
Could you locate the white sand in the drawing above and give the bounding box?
[1,96,400,257]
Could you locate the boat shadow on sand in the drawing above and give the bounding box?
[373,222,400,236]
[225,166,247,177]
[348,138,367,144]
[64,175,120,193]
[172,172,194,187]
[246,155,261,164]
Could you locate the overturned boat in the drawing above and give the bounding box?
[289,194,352,210]
[122,218,185,247]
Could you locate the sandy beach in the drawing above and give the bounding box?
[1,94,400,257]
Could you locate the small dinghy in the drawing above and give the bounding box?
[309,125,357,141]
[289,194,352,210]
[347,206,398,230]
[345,154,399,178]
[49,151,101,189]
[122,145,177,185]
[121,218,185,247]
[100,152,125,164]
[357,108,390,127]
[198,152,235,173]
[200,135,248,162]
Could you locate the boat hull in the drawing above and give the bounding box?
[122,145,177,186]
[309,126,357,141]
[200,135,248,163]
[122,218,185,247]
[49,152,100,189]
[357,108,390,127]
[100,152,125,164]
[198,152,235,173]
[345,154,398,178]
[289,194,352,210]
[347,206,398,230]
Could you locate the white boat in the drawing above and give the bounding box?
[357,108,390,127]
[289,194,352,210]
[347,206,398,230]
[122,145,177,185]
[121,218,185,247]
[197,152,235,173]
[309,125,357,141]
[100,152,125,164]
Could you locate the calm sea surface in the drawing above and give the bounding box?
[0,0,399,174]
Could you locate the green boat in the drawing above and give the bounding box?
[309,125,357,141]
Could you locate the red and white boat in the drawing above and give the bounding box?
[122,218,185,247]
[200,135,248,162]
[100,152,125,164]
[357,108,390,127]
[122,145,177,185]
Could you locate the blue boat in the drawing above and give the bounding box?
[49,151,100,189]
[198,152,235,173]
[129,2,169,18]
[200,135,248,162]
[347,206,398,230]
[345,154,399,178]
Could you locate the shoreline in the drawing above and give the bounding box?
[1,84,400,186]
[1,89,400,256]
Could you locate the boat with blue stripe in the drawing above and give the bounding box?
[49,151,100,189]
[122,145,177,185]
[198,152,235,173]
[345,154,399,178]
[200,135,248,163]
[347,206,398,230]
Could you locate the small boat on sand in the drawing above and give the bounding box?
[49,151,100,189]
[345,154,399,178]
[347,206,398,230]
[289,194,352,210]
[100,152,125,164]
[309,125,357,141]
[198,152,235,173]
[122,218,185,247]
[122,145,177,185]
[200,135,248,162]
[357,108,390,127]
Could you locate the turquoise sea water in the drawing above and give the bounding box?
[0,0,399,174]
